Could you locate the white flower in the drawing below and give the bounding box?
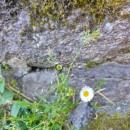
[80,86,94,102]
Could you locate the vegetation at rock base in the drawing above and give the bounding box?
[21,0,128,28]
[0,71,78,130]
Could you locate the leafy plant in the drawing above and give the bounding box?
[0,63,78,129]
[0,72,78,129]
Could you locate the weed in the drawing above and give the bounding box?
[0,71,78,129]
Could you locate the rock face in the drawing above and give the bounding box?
[71,62,130,102]
[6,57,30,77]
[20,70,56,98]
[69,102,94,129]
[0,2,130,129]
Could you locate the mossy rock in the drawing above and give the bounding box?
[120,13,130,19]
[86,60,104,69]
[83,112,130,130]
[21,0,128,28]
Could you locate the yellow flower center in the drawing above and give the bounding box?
[83,90,89,97]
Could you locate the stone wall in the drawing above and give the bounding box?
[0,2,130,128]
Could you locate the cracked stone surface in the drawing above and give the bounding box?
[6,57,30,77]
[20,70,56,98]
[0,1,130,129]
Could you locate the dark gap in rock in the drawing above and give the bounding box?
[30,66,39,72]
[28,65,54,73]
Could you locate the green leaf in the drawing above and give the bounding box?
[50,123,61,130]
[0,75,5,93]
[18,121,27,130]
[11,101,21,117]
[99,78,106,85]
[0,91,14,104]
[43,103,52,114]
[95,105,100,111]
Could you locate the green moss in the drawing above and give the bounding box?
[19,30,26,36]
[86,60,104,69]
[82,111,130,130]
[120,14,130,19]
[21,0,128,28]
[64,23,76,29]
